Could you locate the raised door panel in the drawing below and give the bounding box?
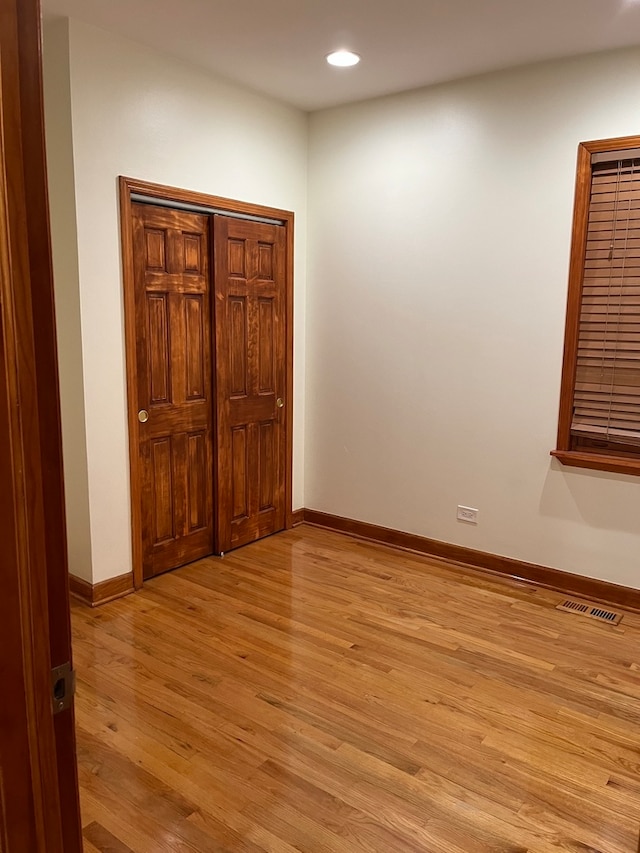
[144,227,168,271]
[257,240,275,281]
[228,238,247,278]
[187,431,208,532]
[146,293,171,405]
[258,298,275,394]
[231,426,249,521]
[185,295,206,401]
[150,437,175,545]
[258,420,275,511]
[181,232,204,275]
[229,297,248,398]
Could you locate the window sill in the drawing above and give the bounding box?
[551,450,640,477]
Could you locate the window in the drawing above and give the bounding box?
[553,135,640,476]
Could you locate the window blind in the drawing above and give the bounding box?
[571,154,640,449]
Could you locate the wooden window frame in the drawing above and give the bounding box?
[119,177,296,589]
[552,135,640,477]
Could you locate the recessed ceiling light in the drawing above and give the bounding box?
[326,50,361,68]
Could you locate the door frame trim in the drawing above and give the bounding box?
[0,0,82,844]
[119,177,296,590]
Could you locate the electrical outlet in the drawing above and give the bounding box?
[457,505,478,524]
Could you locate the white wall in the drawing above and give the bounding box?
[306,48,640,589]
[45,19,308,583]
[43,20,93,582]
[46,22,640,591]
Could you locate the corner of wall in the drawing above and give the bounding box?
[293,109,311,511]
[43,16,94,583]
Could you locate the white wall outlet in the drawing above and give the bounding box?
[457,505,478,524]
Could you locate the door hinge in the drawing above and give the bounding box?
[51,661,76,715]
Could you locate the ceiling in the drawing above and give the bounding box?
[42,0,640,111]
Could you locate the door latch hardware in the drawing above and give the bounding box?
[51,661,76,715]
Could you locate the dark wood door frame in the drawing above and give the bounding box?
[0,0,82,846]
[120,176,295,589]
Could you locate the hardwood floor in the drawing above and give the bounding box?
[72,526,640,853]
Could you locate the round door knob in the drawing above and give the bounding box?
[276,398,284,409]
[138,409,149,423]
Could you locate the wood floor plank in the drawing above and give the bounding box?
[83,821,135,853]
[73,526,640,852]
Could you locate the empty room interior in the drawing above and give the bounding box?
[39,0,640,850]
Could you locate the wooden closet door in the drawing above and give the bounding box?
[214,216,287,552]
[133,204,214,578]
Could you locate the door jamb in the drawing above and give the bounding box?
[0,0,82,845]
[119,177,295,590]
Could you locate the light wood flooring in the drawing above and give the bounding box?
[73,525,640,853]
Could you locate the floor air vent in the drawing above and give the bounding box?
[556,598,622,625]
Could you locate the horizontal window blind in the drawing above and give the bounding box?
[571,154,640,448]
